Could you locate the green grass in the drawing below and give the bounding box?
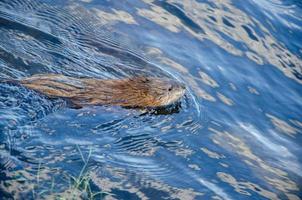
[32,145,112,200]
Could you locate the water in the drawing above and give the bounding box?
[0,0,301,199]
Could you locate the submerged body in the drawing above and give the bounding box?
[19,74,185,108]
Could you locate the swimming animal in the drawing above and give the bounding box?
[15,74,185,108]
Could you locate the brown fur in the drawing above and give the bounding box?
[20,74,185,108]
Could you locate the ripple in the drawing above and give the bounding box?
[155,1,205,34]
[0,0,301,199]
[0,14,62,45]
[104,153,179,179]
[114,133,160,156]
[92,117,127,134]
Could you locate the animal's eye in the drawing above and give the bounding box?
[168,86,173,91]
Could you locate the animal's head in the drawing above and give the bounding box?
[124,76,186,107]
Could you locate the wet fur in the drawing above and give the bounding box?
[18,74,185,108]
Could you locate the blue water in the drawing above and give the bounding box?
[0,0,301,199]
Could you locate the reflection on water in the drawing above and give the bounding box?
[0,0,301,199]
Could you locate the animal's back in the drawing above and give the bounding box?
[9,74,185,108]
[20,74,88,98]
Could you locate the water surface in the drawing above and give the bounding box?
[0,0,301,199]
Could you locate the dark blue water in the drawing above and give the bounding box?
[0,0,301,199]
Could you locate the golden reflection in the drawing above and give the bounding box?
[200,147,225,159]
[188,164,201,171]
[248,86,260,95]
[198,70,219,88]
[93,8,138,25]
[286,193,301,200]
[1,167,64,199]
[146,47,189,73]
[174,147,194,158]
[161,125,173,132]
[266,114,298,137]
[265,176,299,195]
[219,162,229,168]
[139,0,302,84]
[137,5,182,32]
[217,92,234,106]
[188,77,216,101]
[91,167,204,200]
[145,47,216,101]
[246,51,264,65]
[217,172,278,199]
[210,127,300,196]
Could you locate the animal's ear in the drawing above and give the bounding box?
[142,77,150,83]
[130,76,150,83]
